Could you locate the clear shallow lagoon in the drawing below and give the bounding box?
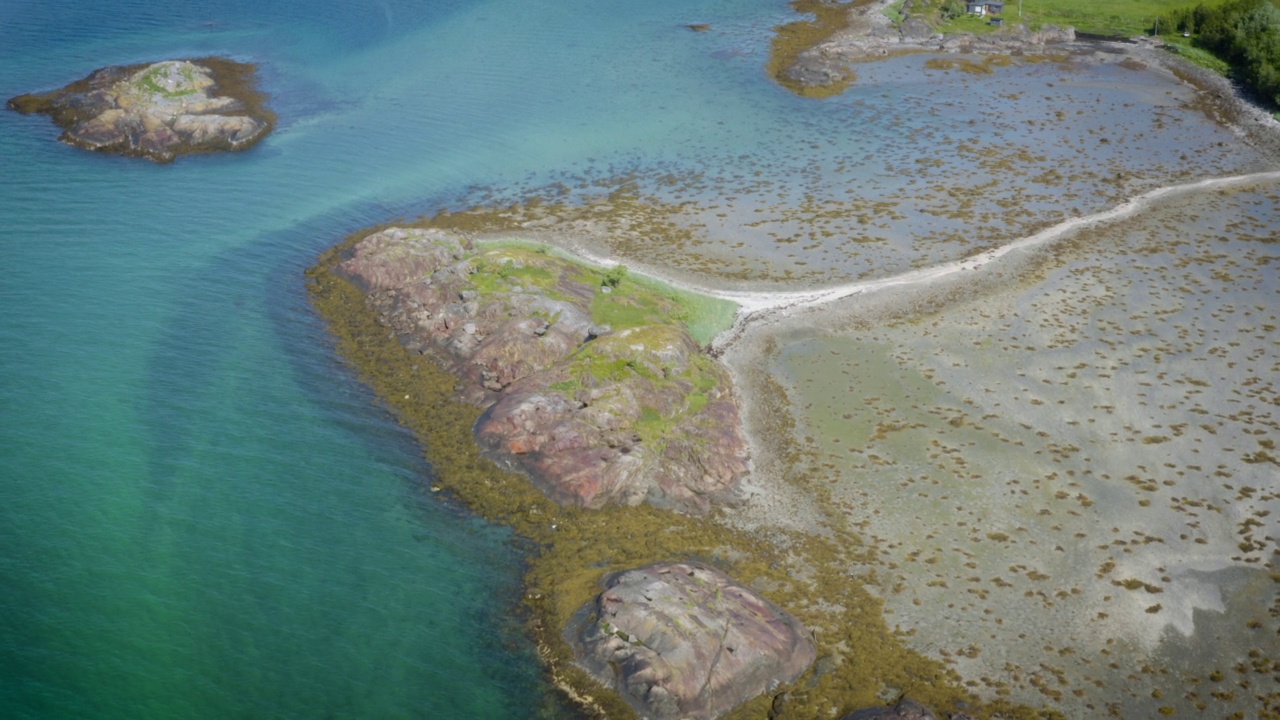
[2,0,1276,717]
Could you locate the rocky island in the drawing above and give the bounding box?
[331,226,749,514]
[309,224,839,718]
[7,58,273,162]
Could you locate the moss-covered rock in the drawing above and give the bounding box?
[333,225,749,513]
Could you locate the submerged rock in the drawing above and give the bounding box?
[568,561,816,720]
[8,58,273,162]
[334,226,750,513]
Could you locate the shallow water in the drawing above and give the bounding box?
[2,0,1276,717]
[771,184,1280,716]
[487,50,1263,287]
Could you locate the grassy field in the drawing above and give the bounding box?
[929,0,1209,37]
[1016,0,1203,35]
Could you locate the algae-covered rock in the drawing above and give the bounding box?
[843,697,976,720]
[784,19,1077,95]
[8,58,273,162]
[333,226,749,513]
[568,561,816,720]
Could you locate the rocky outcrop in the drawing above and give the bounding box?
[8,58,273,162]
[843,697,975,720]
[786,16,1076,92]
[334,226,750,513]
[569,561,816,720]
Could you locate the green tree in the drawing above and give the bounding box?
[1165,0,1280,108]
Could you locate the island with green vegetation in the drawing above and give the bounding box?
[8,58,273,162]
[322,226,749,514]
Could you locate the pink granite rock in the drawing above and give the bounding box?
[569,561,816,719]
[334,226,750,513]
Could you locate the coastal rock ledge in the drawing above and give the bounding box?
[334,226,750,513]
[8,58,273,162]
[569,561,816,720]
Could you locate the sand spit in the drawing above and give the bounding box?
[539,169,1280,354]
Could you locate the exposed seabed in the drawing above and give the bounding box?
[719,177,1280,717]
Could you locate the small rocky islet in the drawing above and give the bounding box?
[7,57,273,162]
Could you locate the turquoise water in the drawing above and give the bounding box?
[3,0,1271,717]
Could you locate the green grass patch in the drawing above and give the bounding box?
[587,280,738,347]
[548,379,580,393]
[636,406,665,442]
[586,266,737,348]
[467,247,568,298]
[1163,39,1232,74]
[1005,0,1202,36]
[884,0,908,25]
[939,13,1006,34]
[599,271,738,347]
[135,66,198,98]
[476,235,738,346]
[687,393,709,414]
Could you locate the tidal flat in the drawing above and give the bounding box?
[746,182,1280,717]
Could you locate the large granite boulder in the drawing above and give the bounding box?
[569,561,816,720]
[334,226,750,513]
[8,58,273,162]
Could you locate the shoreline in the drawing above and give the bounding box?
[774,0,1280,159]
